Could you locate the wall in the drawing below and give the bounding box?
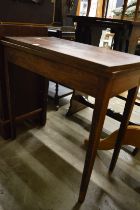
[0,0,54,24]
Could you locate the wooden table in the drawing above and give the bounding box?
[1,36,140,202]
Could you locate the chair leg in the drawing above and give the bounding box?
[4,53,16,139]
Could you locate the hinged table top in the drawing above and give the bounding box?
[2,36,140,78]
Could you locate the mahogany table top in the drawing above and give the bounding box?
[2,36,140,76]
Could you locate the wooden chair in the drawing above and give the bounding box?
[83,125,140,156]
[98,125,140,151]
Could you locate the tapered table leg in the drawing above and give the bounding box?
[4,51,16,139]
[39,79,49,126]
[109,86,139,173]
[78,83,111,203]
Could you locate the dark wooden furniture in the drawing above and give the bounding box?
[0,22,48,37]
[0,22,48,138]
[1,36,140,202]
[48,26,75,41]
[70,16,140,53]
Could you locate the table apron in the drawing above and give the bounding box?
[5,46,101,97]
